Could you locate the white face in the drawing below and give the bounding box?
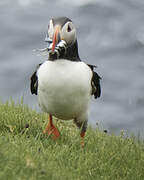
[48,19,77,46]
[60,21,76,45]
[48,20,54,40]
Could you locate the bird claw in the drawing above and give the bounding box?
[43,124,60,140]
[80,131,85,148]
[81,139,85,148]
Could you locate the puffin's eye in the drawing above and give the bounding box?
[67,24,72,32]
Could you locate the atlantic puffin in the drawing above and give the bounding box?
[30,17,101,146]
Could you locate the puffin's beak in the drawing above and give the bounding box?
[52,27,60,52]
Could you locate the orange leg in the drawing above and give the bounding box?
[80,131,85,148]
[43,114,60,139]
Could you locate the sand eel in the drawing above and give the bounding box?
[30,17,101,146]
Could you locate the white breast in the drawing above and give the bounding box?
[37,60,92,120]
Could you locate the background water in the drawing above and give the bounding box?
[0,0,144,137]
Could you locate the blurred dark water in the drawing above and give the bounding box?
[0,0,144,137]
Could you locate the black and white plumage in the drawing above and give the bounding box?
[30,17,101,140]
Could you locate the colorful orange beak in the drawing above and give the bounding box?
[52,27,60,52]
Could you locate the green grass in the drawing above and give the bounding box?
[0,101,144,180]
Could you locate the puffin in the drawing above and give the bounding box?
[30,17,101,146]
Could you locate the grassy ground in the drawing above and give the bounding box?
[0,101,144,180]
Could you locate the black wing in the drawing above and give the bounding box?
[87,64,101,99]
[30,64,42,95]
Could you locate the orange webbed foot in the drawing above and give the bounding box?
[80,131,85,148]
[43,114,60,140]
